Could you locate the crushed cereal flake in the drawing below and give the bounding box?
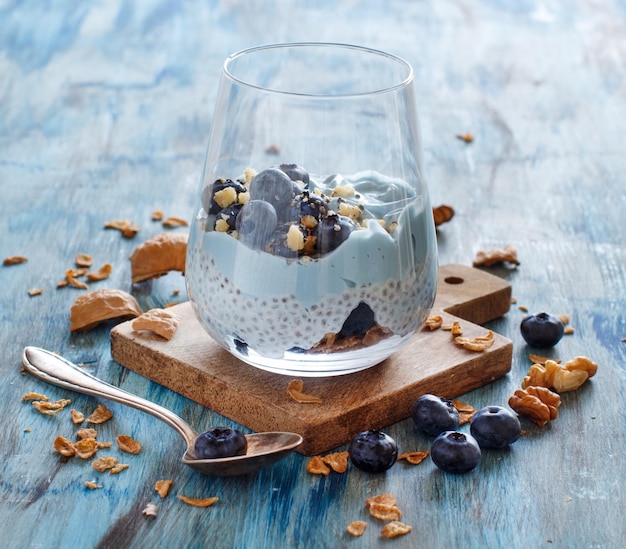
[3,255,28,265]
[117,435,142,454]
[381,521,412,539]
[424,315,443,330]
[75,254,93,268]
[76,427,97,439]
[454,330,495,352]
[22,392,49,402]
[54,435,76,457]
[85,480,102,490]
[71,409,86,424]
[28,288,43,296]
[369,502,402,521]
[110,463,130,474]
[142,502,159,517]
[87,404,113,424]
[397,451,429,465]
[33,399,71,415]
[346,521,367,537]
[453,400,476,424]
[92,456,119,472]
[306,455,330,475]
[321,451,349,473]
[286,379,322,404]
[86,263,113,282]
[155,479,174,499]
[472,244,519,267]
[74,438,100,459]
[176,495,219,507]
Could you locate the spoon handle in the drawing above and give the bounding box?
[22,346,198,446]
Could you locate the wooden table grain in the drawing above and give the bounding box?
[1,1,625,548]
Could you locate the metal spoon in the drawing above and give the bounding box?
[22,346,303,476]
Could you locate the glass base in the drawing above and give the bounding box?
[223,333,414,377]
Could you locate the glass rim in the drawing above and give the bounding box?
[223,42,414,97]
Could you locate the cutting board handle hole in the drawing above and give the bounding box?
[444,276,464,285]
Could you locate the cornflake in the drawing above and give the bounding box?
[92,456,119,472]
[306,455,330,476]
[176,495,219,508]
[28,288,43,297]
[74,438,99,459]
[75,254,93,268]
[162,216,189,228]
[54,435,76,457]
[110,463,130,474]
[454,330,495,352]
[472,244,519,267]
[33,399,71,415]
[398,451,429,465]
[76,428,97,439]
[86,263,113,282]
[286,379,322,404]
[117,435,142,454]
[453,400,476,425]
[369,503,402,521]
[22,392,49,402]
[71,409,85,424]
[104,219,140,238]
[346,521,367,537]
[84,481,102,490]
[456,133,474,143]
[424,315,443,330]
[321,451,349,473]
[87,403,113,424]
[381,521,412,539]
[155,479,174,499]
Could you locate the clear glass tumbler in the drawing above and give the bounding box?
[186,43,438,376]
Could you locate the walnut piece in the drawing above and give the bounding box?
[508,386,561,427]
[472,244,520,267]
[522,357,597,393]
[130,232,188,284]
[132,308,180,340]
[70,289,143,332]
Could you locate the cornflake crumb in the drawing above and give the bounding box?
[75,254,93,268]
[71,409,85,424]
[85,480,102,490]
[176,495,219,508]
[33,399,71,415]
[306,455,330,476]
[453,400,476,424]
[92,456,118,472]
[28,288,43,297]
[563,327,575,335]
[22,392,49,402]
[76,428,97,439]
[155,479,174,499]
[320,451,349,473]
[87,404,113,424]
[397,451,429,465]
[454,330,495,352]
[117,435,142,454]
[381,521,412,539]
[456,133,474,143]
[286,379,322,404]
[346,521,367,537]
[424,315,443,330]
[110,463,130,474]
[142,502,159,517]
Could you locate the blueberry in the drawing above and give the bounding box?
[194,427,247,459]
[265,222,300,258]
[470,406,521,449]
[338,302,377,338]
[278,163,310,186]
[235,200,278,250]
[430,431,481,474]
[202,179,246,215]
[213,203,242,232]
[348,430,398,473]
[292,191,329,221]
[411,394,460,437]
[520,312,564,348]
[249,168,298,218]
[314,213,356,255]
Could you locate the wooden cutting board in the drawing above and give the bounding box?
[110,264,513,455]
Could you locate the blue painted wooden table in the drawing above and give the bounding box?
[1,1,625,547]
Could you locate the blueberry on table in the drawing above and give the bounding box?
[430,431,481,474]
[194,427,247,459]
[520,312,564,348]
[470,406,521,449]
[278,163,310,186]
[314,213,356,255]
[249,168,298,217]
[236,200,278,250]
[411,394,460,436]
[348,430,398,473]
[202,179,247,214]
[338,302,377,338]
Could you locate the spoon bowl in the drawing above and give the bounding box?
[22,346,302,476]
